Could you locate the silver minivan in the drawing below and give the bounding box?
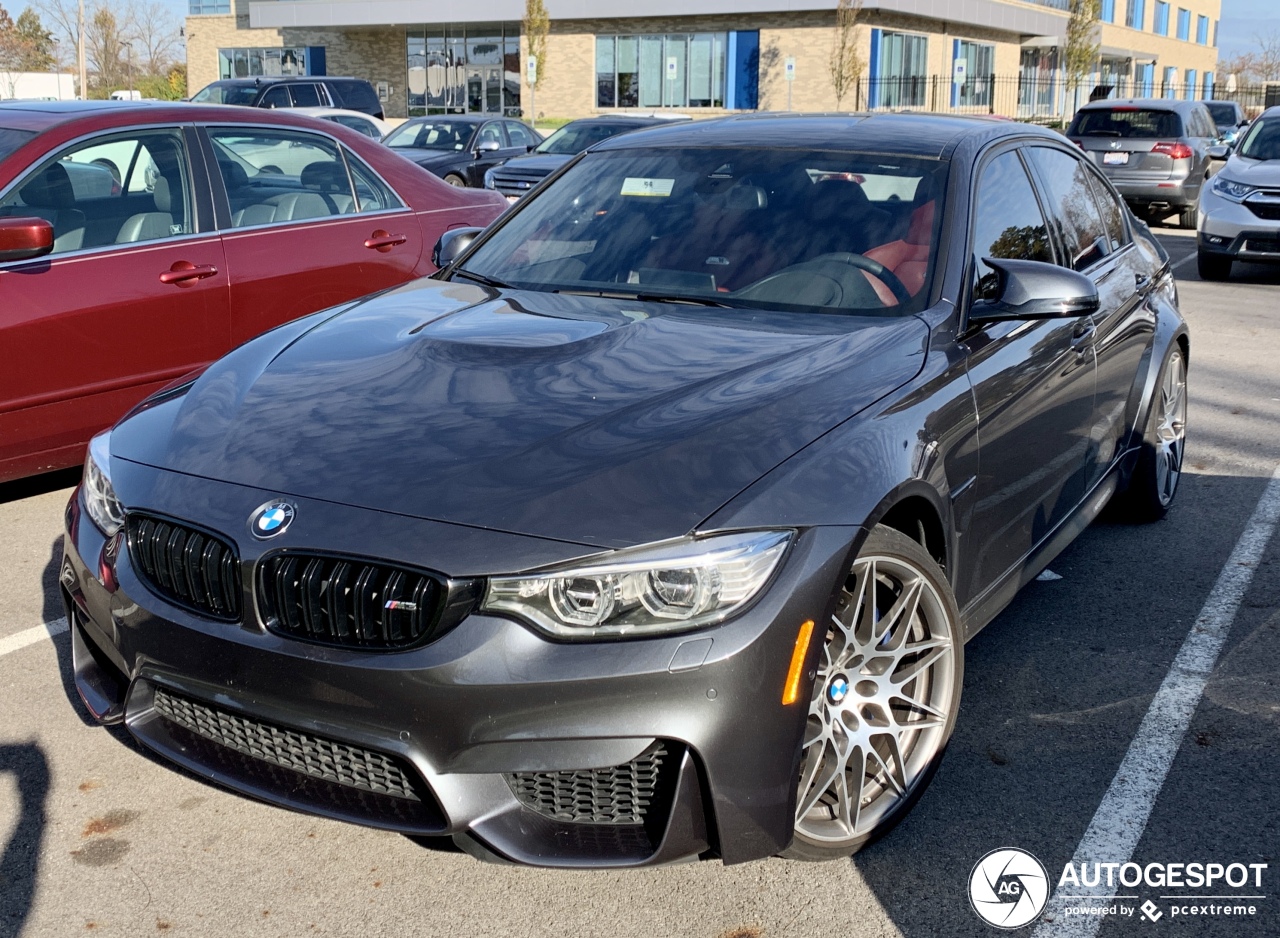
[1067,98,1220,228]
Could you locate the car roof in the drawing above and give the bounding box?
[589,112,1060,159]
[403,114,493,125]
[1076,97,1205,113]
[289,106,383,121]
[0,100,373,136]
[206,76,365,86]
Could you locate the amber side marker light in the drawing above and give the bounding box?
[782,619,816,705]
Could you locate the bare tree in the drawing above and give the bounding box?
[1221,31,1280,84]
[521,0,548,121]
[86,4,127,92]
[1063,0,1101,95]
[828,0,863,109]
[127,0,180,75]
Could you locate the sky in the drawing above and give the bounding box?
[1217,0,1280,60]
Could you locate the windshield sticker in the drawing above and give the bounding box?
[621,177,675,197]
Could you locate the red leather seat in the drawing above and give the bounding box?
[863,201,935,306]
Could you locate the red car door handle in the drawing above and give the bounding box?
[364,230,408,252]
[160,262,219,285]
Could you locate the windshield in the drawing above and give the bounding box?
[1069,108,1182,138]
[190,82,259,106]
[384,121,473,150]
[1206,102,1239,126]
[0,127,36,163]
[536,122,638,156]
[456,147,948,316]
[1236,117,1280,161]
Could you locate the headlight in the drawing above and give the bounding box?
[482,530,792,639]
[483,167,496,189]
[82,431,125,536]
[1211,175,1256,202]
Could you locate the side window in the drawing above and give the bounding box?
[209,128,358,227]
[0,128,192,254]
[1025,146,1111,272]
[342,147,404,212]
[290,83,323,107]
[476,122,504,149]
[506,122,538,149]
[1085,170,1129,252]
[971,150,1053,301]
[335,115,379,138]
[258,85,290,108]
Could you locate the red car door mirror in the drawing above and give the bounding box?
[0,217,55,262]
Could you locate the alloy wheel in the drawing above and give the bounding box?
[1154,350,1187,507]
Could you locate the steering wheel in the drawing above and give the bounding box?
[738,253,913,308]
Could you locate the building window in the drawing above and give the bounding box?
[953,40,994,108]
[218,48,308,79]
[875,31,928,108]
[1185,69,1197,99]
[1176,8,1190,40]
[406,23,521,117]
[1153,2,1169,35]
[190,0,229,13]
[1213,20,1218,46]
[595,34,725,108]
[1100,0,1115,23]
[1197,15,1209,44]
[1203,71,1214,98]
[1162,66,1177,98]
[1125,0,1145,29]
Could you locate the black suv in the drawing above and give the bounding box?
[190,77,384,120]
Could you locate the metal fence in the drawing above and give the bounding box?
[841,75,1280,123]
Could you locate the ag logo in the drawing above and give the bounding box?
[249,500,295,539]
[969,847,1050,929]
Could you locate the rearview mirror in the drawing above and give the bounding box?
[1207,144,1231,160]
[475,140,501,154]
[969,258,1099,323]
[0,217,54,262]
[432,226,483,268]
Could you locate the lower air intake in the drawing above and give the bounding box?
[508,742,671,825]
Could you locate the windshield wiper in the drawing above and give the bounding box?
[554,288,735,308]
[451,268,511,290]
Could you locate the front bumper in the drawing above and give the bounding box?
[1198,188,1280,262]
[62,460,856,867]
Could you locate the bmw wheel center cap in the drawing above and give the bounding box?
[250,500,296,539]
[828,676,850,704]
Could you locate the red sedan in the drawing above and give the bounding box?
[0,101,505,483]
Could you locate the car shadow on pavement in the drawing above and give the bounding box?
[0,742,51,938]
[0,468,80,507]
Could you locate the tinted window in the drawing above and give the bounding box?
[1027,147,1111,271]
[342,147,403,212]
[506,122,539,148]
[1085,171,1128,252]
[190,82,258,106]
[0,127,36,163]
[332,115,379,138]
[1206,102,1239,126]
[384,121,473,151]
[290,84,323,107]
[334,80,379,111]
[1069,108,1183,138]
[258,85,290,108]
[0,128,192,255]
[536,122,635,155]
[971,150,1053,300]
[210,128,359,227]
[458,147,948,315]
[1237,116,1280,161]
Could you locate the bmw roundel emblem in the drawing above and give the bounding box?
[250,500,295,539]
[828,676,850,704]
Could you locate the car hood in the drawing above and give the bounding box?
[495,153,572,176]
[112,279,928,549]
[1222,153,1280,186]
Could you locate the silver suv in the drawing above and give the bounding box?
[1067,98,1220,228]
[1197,106,1280,280]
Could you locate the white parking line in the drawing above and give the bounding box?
[1034,463,1280,937]
[0,617,68,658]
[1171,252,1198,271]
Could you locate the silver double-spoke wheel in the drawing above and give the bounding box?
[788,526,962,858]
[1153,350,1187,508]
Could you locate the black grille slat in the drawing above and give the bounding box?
[127,514,241,622]
[258,553,446,651]
[152,687,422,802]
[508,743,670,826]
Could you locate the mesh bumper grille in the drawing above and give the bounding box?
[126,514,240,621]
[153,687,421,802]
[508,743,670,825]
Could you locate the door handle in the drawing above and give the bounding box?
[159,261,218,285]
[364,230,408,252]
[1071,321,1096,356]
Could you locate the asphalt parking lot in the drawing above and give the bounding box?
[1,227,1277,938]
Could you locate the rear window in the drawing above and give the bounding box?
[0,127,37,163]
[1069,108,1183,139]
[1206,102,1239,126]
[332,80,379,111]
[190,82,259,106]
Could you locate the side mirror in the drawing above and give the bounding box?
[970,258,1100,323]
[1207,144,1231,160]
[525,144,536,153]
[0,217,54,262]
[432,226,483,268]
[475,140,501,154]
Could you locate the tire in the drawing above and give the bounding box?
[1178,204,1197,229]
[1112,346,1187,523]
[782,525,963,861]
[1197,250,1231,281]
[444,173,467,187]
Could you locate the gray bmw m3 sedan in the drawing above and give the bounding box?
[62,113,1189,867]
